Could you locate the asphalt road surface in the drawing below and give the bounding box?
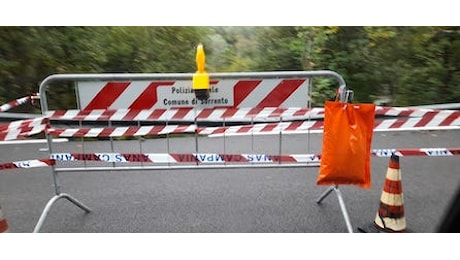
[1,129,459,233]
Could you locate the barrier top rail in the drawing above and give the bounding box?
[38,70,347,113]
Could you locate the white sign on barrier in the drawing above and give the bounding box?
[77,78,310,110]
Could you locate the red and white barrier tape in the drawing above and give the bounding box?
[45,106,460,123]
[207,116,460,137]
[0,125,48,141]
[47,124,197,138]
[0,159,55,171]
[375,106,460,118]
[1,110,459,140]
[0,117,49,141]
[50,153,317,164]
[0,117,48,131]
[46,115,460,138]
[3,148,458,171]
[1,105,459,141]
[372,148,460,157]
[45,107,325,123]
[48,148,460,164]
[0,93,39,112]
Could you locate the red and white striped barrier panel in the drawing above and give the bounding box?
[0,93,39,112]
[0,159,55,171]
[46,115,460,138]
[0,117,49,141]
[77,79,310,110]
[49,148,460,164]
[45,106,460,123]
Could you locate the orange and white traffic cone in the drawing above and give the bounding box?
[0,205,9,233]
[358,154,406,232]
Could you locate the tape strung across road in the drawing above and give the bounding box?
[1,105,459,140]
[2,148,459,171]
[0,159,55,171]
[47,148,460,164]
[45,106,460,123]
[46,115,460,138]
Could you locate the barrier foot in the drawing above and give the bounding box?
[33,193,91,233]
[316,185,353,233]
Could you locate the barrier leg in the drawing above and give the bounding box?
[316,185,353,233]
[33,193,91,233]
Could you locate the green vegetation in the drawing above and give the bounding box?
[0,26,458,110]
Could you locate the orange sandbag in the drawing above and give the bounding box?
[317,100,375,188]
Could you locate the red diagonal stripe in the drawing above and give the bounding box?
[236,125,254,133]
[439,111,460,126]
[293,108,311,117]
[147,125,166,135]
[388,118,407,129]
[75,129,91,137]
[314,121,324,129]
[125,126,142,136]
[129,81,174,110]
[284,121,303,131]
[147,109,167,120]
[84,82,131,110]
[269,107,287,117]
[233,80,262,107]
[47,110,67,120]
[172,108,193,120]
[196,108,216,119]
[246,107,264,118]
[122,110,142,121]
[257,79,305,108]
[98,128,115,137]
[414,112,436,127]
[261,123,278,132]
[221,108,239,118]
[100,110,117,120]
[172,125,194,134]
[47,128,65,136]
[211,127,226,134]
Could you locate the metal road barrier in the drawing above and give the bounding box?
[0,70,453,233]
[30,70,353,233]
